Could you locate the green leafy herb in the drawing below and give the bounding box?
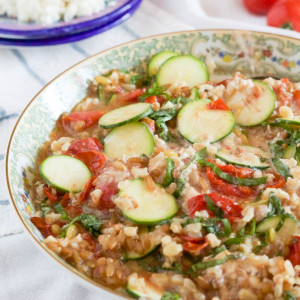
[254,190,264,202]
[162,158,175,187]
[40,199,51,217]
[212,245,227,257]
[205,195,224,218]
[253,233,268,254]
[269,140,285,158]
[169,96,192,105]
[248,219,256,236]
[197,159,267,186]
[268,192,285,217]
[271,158,293,181]
[138,83,170,101]
[186,254,240,274]
[53,203,71,221]
[284,291,297,300]
[79,214,102,237]
[161,292,180,300]
[148,109,177,141]
[130,74,142,85]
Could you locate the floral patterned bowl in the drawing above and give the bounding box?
[6,29,300,299]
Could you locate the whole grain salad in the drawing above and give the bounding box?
[30,51,300,299]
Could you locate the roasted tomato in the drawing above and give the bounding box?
[67,137,103,155]
[207,98,229,111]
[43,186,59,203]
[74,151,106,175]
[287,236,300,266]
[243,0,278,15]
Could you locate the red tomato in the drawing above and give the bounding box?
[97,183,118,210]
[43,186,59,203]
[74,150,106,174]
[267,0,300,31]
[287,236,300,266]
[117,88,146,103]
[187,192,243,218]
[79,176,97,203]
[207,98,230,111]
[293,90,300,109]
[183,241,209,253]
[206,166,255,198]
[141,118,155,134]
[266,173,286,188]
[145,95,157,104]
[60,193,70,207]
[59,111,105,132]
[243,0,278,15]
[67,137,103,155]
[211,161,253,178]
[31,217,52,238]
[65,206,83,218]
[144,95,166,106]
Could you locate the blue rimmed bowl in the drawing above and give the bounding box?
[6,30,300,299]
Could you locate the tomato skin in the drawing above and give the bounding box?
[187,192,243,218]
[43,186,59,203]
[243,0,278,15]
[65,206,83,218]
[74,150,106,175]
[206,166,255,198]
[293,90,300,109]
[60,193,70,207]
[144,95,166,106]
[79,176,97,203]
[117,88,146,103]
[207,98,230,111]
[97,183,118,210]
[67,137,103,155]
[60,111,105,132]
[267,0,300,31]
[31,217,52,238]
[216,163,253,178]
[266,173,285,188]
[287,236,300,266]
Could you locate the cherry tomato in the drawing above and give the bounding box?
[206,166,255,198]
[187,192,243,218]
[243,0,278,15]
[74,150,106,174]
[266,173,286,188]
[79,176,97,203]
[117,88,146,103]
[207,98,229,111]
[287,236,300,266]
[43,186,59,203]
[210,160,253,178]
[144,95,166,106]
[267,0,300,31]
[59,110,105,133]
[293,90,300,109]
[141,118,155,134]
[97,183,118,210]
[31,217,52,238]
[60,193,70,207]
[67,137,103,155]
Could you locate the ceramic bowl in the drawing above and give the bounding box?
[6,29,300,299]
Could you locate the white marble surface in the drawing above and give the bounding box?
[1,0,300,299]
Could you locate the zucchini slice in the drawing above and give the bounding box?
[177,99,235,143]
[99,102,152,129]
[148,51,180,76]
[40,155,91,193]
[226,80,276,126]
[190,87,199,100]
[104,122,154,159]
[126,274,163,299]
[256,215,300,241]
[283,144,297,159]
[117,179,178,225]
[156,55,209,88]
[216,145,270,169]
[274,118,300,127]
[125,228,160,260]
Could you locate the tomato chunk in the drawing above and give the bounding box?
[67,137,103,155]
[79,176,97,203]
[43,186,59,203]
[65,206,83,218]
[207,98,229,111]
[74,150,106,174]
[287,236,300,266]
[31,217,52,238]
[266,173,285,189]
[60,111,105,132]
[187,192,243,218]
[97,183,118,210]
[117,88,146,103]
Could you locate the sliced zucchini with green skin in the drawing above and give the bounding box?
[283,144,297,159]
[99,102,152,128]
[148,51,180,76]
[157,55,209,88]
[162,158,175,187]
[108,94,118,105]
[125,228,160,260]
[126,274,163,299]
[117,179,178,225]
[40,155,91,193]
[226,80,276,126]
[104,122,154,159]
[190,87,199,100]
[274,118,300,127]
[256,215,300,241]
[177,99,235,143]
[216,145,270,169]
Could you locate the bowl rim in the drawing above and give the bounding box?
[6,28,300,298]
